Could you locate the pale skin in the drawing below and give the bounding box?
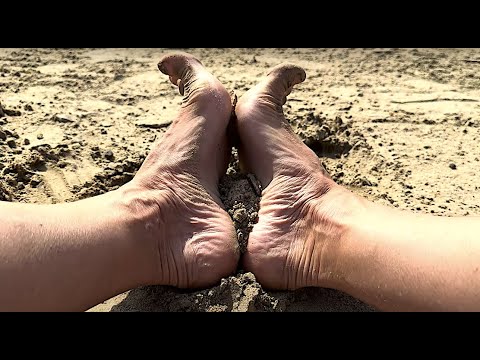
[235,63,480,312]
[0,53,240,311]
[0,52,479,312]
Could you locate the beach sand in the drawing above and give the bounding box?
[1,48,479,312]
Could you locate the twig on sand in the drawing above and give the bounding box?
[392,97,479,104]
[462,59,480,64]
[246,173,262,197]
[135,122,172,129]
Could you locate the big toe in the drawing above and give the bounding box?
[238,63,306,114]
[262,63,306,106]
[158,52,202,79]
[267,63,306,89]
[157,52,206,96]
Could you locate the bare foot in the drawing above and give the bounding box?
[121,52,239,288]
[236,64,358,290]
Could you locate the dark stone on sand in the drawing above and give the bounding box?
[30,176,42,188]
[104,150,114,161]
[4,129,19,139]
[29,155,46,170]
[351,176,376,187]
[37,133,44,140]
[24,138,30,145]
[91,150,101,159]
[3,108,21,116]
[114,164,124,173]
[0,130,6,141]
[0,182,11,201]
[24,104,33,111]
[449,163,457,170]
[6,139,16,148]
[52,114,74,123]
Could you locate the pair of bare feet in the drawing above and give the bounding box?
[126,52,355,291]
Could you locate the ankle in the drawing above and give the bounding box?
[312,184,369,289]
[113,184,167,285]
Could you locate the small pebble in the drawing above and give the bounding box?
[37,133,44,140]
[104,150,114,161]
[30,176,42,187]
[449,163,457,170]
[24,138,30,145]
[52,114,74,123]
[233,208,248,223]
[6,139,16,148]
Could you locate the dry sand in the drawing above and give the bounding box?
[0,48,479,312]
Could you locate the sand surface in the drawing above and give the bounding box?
[1,48,479,312]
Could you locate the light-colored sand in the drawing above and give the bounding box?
[1,48,479,311]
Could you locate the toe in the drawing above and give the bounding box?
[157,51,231,110]
[157,52,206,97]
[266,63,306,91]
[263,63,306,106]
[237,63,306,115]
[157,52,202,81]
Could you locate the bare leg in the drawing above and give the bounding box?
[0,52,239,311]
[236,64,480,311]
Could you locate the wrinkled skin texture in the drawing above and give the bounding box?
[121,53,239,288]
[236,64,350,290]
